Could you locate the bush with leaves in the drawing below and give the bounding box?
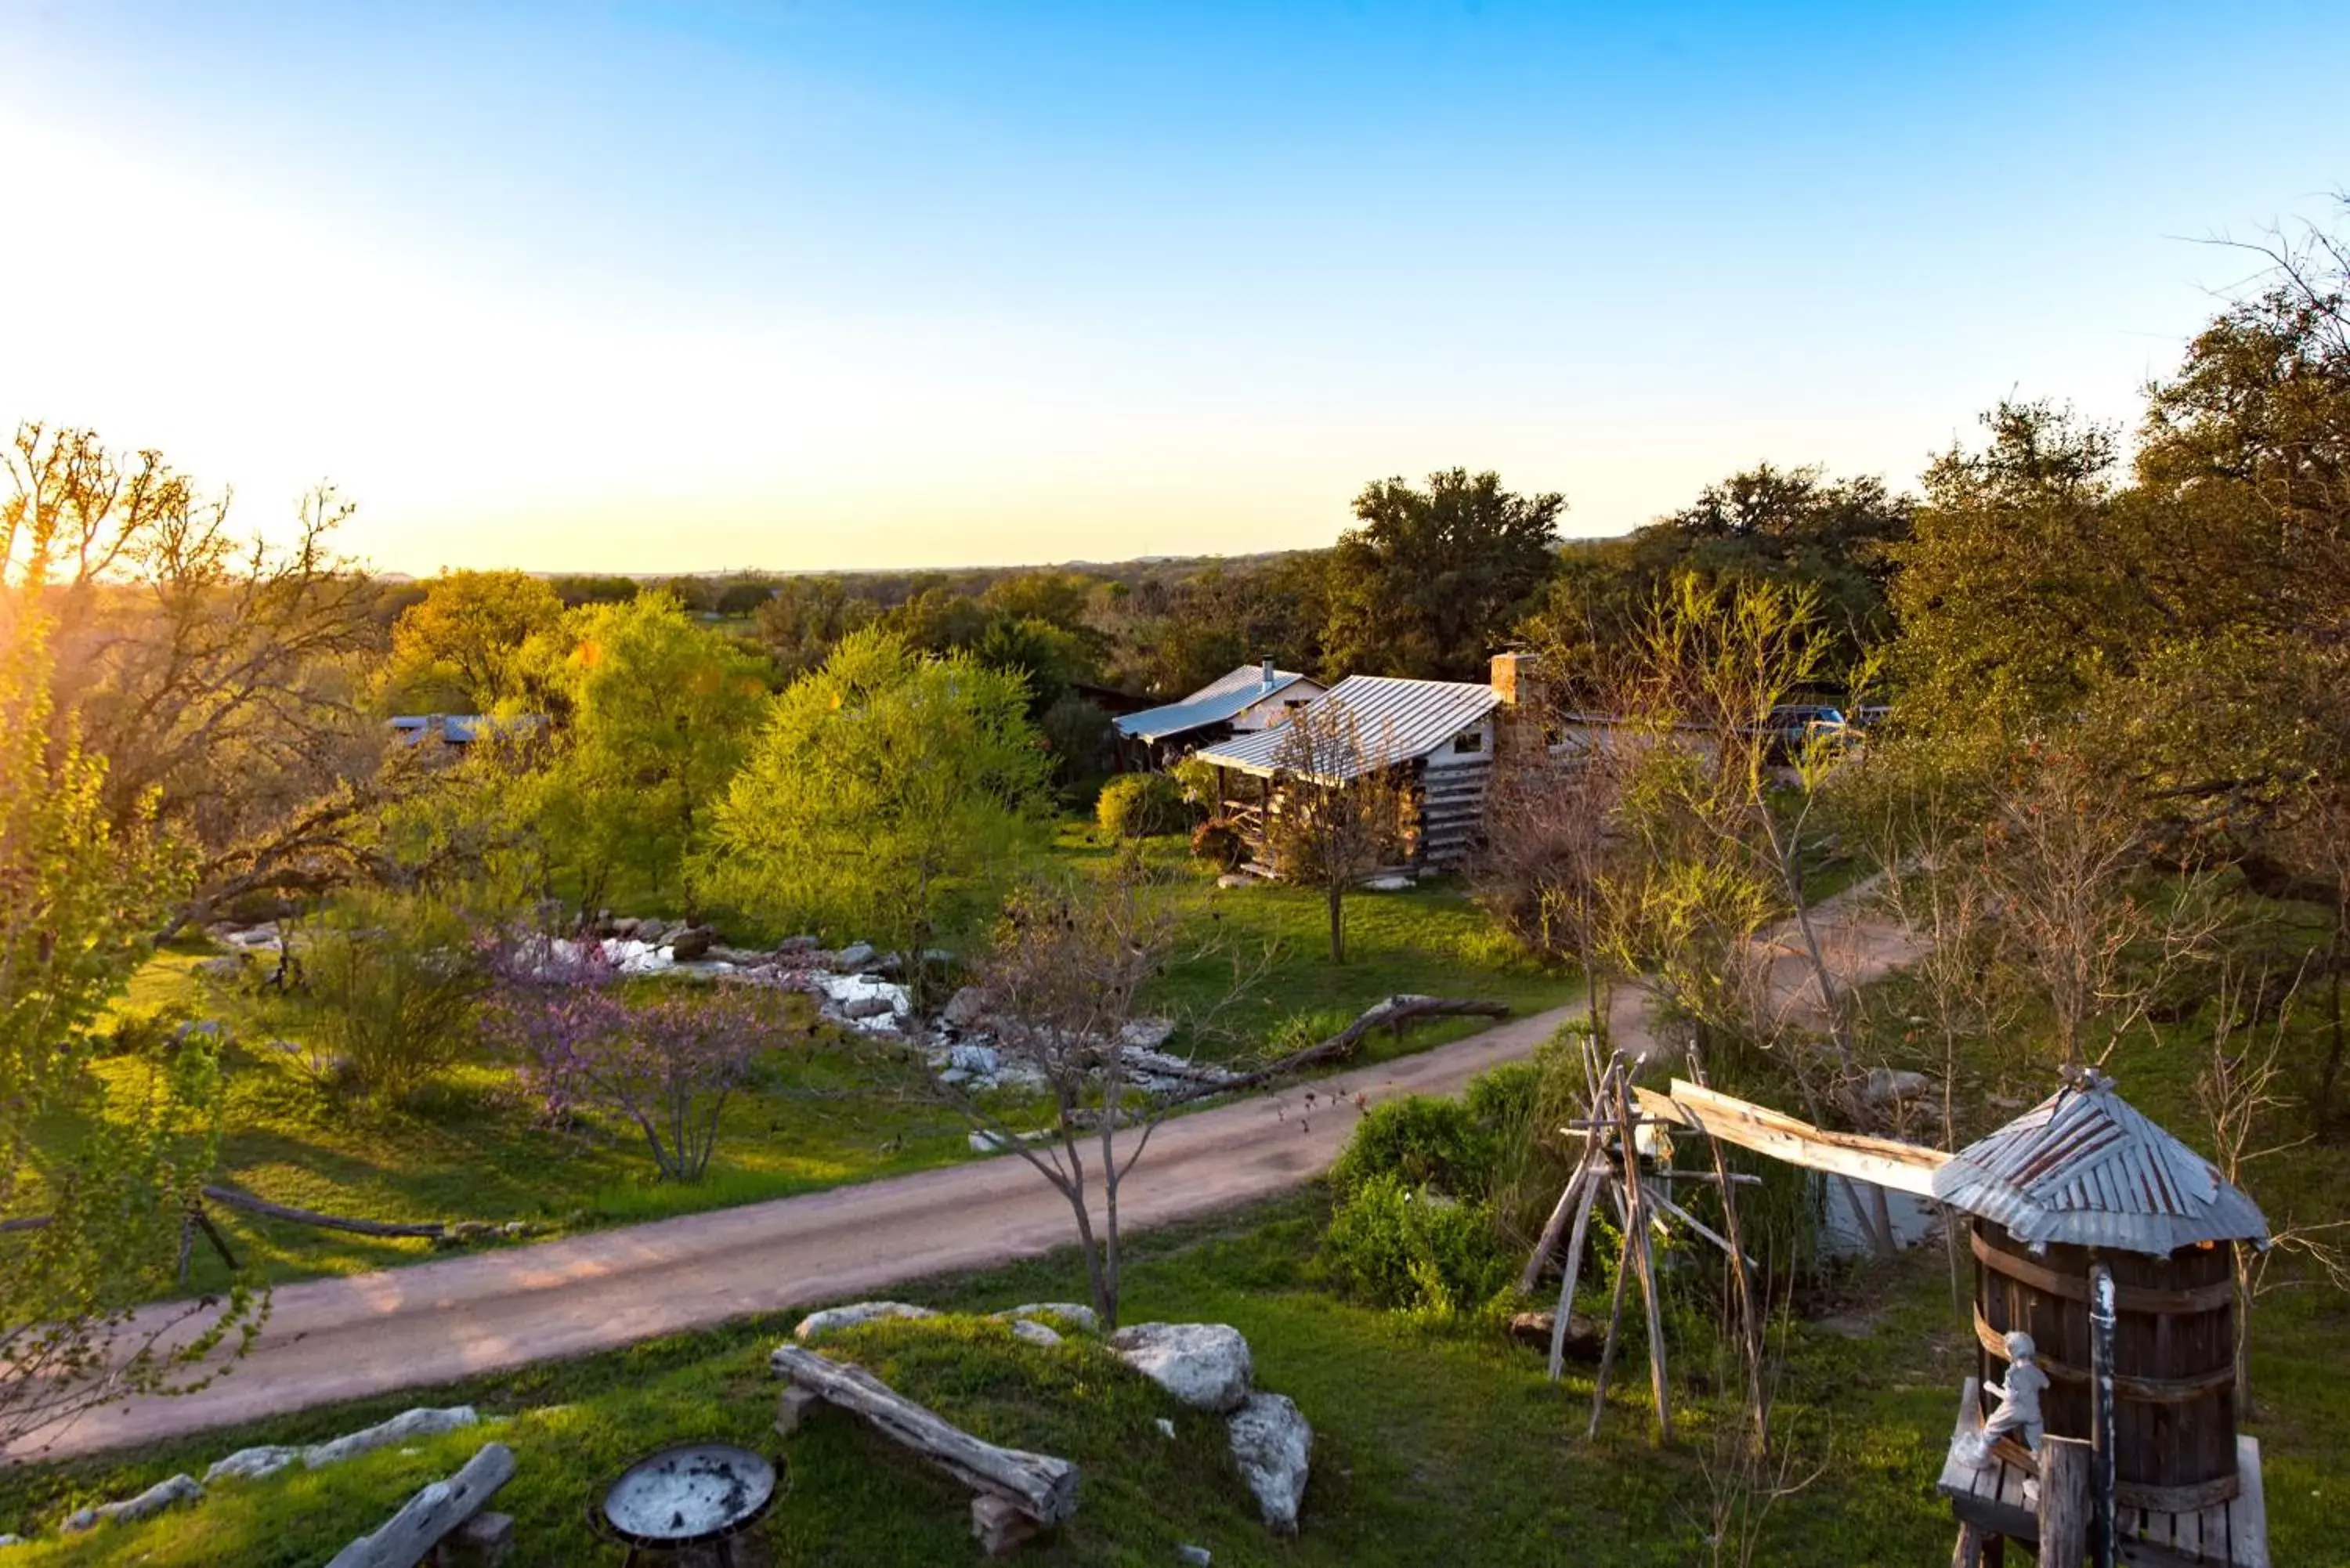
[492,972,784,1183]
[1095,771,1187,839]
[1189,817,1247,872]
[1321,1172,1514,1317]
[290,894,490,1108]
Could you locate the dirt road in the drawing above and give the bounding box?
[24,888,1925,1463]
[22,1003,1581,1461]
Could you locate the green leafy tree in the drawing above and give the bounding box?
[384,569,567,712]
[708,630,1051,986]
[751,576,880,681]
[2,427,258,1451]
[1264,703,1408,964]
[1322,468,1563,680]
[542,592,772,914]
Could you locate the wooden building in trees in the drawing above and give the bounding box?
[1109,659,1326,769]
[1191,656,1547,873]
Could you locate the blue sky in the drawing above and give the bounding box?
[3,2,2345,573]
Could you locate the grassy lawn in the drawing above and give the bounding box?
[5,987,2341,1564]
[1058,820,1580,1062]
[40,828,1574,1297]
[21,1180,2338,1567]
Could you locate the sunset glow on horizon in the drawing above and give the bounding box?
[5,2,2346,575]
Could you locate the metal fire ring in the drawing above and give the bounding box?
[595,1442,781,1552]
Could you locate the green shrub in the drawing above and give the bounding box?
[1327,1094,1499,1204]
[1189,818,1247,871]
[1321,1172,1513,1313]
[289,894,489,1108]
[1095,772,1187,839]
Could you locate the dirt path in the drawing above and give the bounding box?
[18,1004,1581,1462]
[23,889,1923,1464]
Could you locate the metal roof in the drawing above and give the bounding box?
[1112,664,1313,742]
[1929,1070,2268,1255]
[1191,674,1502,781]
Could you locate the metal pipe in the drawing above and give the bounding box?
[2088,1262,2117,1568]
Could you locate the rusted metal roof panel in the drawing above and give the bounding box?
[1192,675,1501,780]
[1930,1071,2267,1255]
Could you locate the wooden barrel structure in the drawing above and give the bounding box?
[1970,1219,2239,1511]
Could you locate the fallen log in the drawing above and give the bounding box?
[325,1441,515,1568]
[771,1343,1079,1524]
[201,1185,450,1240]
[1170,995,1510,1105]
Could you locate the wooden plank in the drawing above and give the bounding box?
[2230,1436,2266,1568]
[2038,1436,2091,1566]
[1633,1082,1947,1195]
[773,1344,1078,1523]
[327,1444,515,1568]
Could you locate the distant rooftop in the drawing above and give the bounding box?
[1112,663,1312,744]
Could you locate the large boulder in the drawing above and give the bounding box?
[792,1301,936,1341]
[1108,1322,1253,1413]
[1226,1391,1312,1534]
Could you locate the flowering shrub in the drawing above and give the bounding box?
[491,977,784,1182]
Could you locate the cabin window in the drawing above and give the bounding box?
[1452,729,1484,754]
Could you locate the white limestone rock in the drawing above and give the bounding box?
[792,1301,937,1341]
[61,1473,203,1533]
[1007,1319,1062,1348]
[1226,1391,1312,1534]
[1108,1322,1253,1413]
[204,1445,300,1483]
[302,1406,479,1469]
[993,1302,1099,1335]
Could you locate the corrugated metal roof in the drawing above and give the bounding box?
[1112,664,1312,742]
[1929,1070,2268,1255]
[1191,674,1502,780]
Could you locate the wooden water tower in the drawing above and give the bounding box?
[1932,1070,2271,1567]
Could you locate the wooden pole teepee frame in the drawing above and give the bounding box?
[1519,1043,1765,1445]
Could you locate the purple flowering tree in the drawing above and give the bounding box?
[493,968,781,1183]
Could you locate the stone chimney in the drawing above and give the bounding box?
[1490,650,1551,763]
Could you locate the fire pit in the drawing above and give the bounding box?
[593,1443,780,1565]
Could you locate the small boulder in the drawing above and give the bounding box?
[195,955,248,981]
[1214,873,1251,890]
[204,1445,300,1483]
[941,986,989,1028]
[1861,1067,1932,1107]
[61,1474,204,1533]
[1506,1311,1604,1361]
[833,941,878,970]
[793,1301,936,1341]
[669,927,715,961]
[776,934,822,954]
[1007,1319,1062,1348]
[948,1042,1000,1075]
[1227,1392,1311,1534]
[1177,1546,1213,1566]
[1108,1322,1253,1412]
[1155,1418,1177,1440]
[841,994,897,1020]
[1361,873,1413,892]
[993,1302,1098,1335]
[1119,1017,1177,1051]
[302,1407,478,1469]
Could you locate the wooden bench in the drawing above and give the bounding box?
[325,1443,515,1568]
[772,1343,1079,1556]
